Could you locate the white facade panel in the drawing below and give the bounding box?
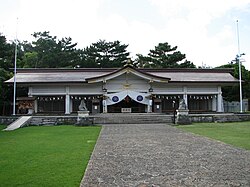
[187,86,217,93]
[32,86,66,94]
[153,83,183,93]
[106,74,149,92]
[70,83,102,95]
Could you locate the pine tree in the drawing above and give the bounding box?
[81,40,130,68]
[136,42,191,68]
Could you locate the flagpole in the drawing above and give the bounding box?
[13,18,18,115]
[236,20,245,113]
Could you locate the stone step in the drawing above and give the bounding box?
[93,113,173,124]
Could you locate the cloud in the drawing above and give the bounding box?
[148,0,250,68]
[149,0,250,19]
[17,0,102,42]
[1,0,250,69]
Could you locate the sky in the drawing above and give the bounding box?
[1,0,250,70]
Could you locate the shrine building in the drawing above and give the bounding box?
[5,64,238,115]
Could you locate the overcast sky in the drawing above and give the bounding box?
[1,0,250,69]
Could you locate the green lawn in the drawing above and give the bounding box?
[178,122,250,150]
[0,125,101,187]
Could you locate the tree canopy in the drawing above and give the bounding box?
[0,33,15,115]
[135,42,196,68]
[13,32,196,69]
[217,62,250,101]
[22,31,79,68]
[80,40,130,68]
[18,33,131,68]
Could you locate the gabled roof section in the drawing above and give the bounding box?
[86,64,171,83]
[4,66,238,85]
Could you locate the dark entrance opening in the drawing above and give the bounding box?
[108,96,146,113]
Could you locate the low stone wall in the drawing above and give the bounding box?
[238,114,250,121]
[1,113,250,127]
[27,116,78,126]
[0,116,19,125]
[189,115,214,123]
[27,116,94,126]
[190,114,250,123]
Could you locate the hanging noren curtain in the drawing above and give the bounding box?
[104,90,150,106]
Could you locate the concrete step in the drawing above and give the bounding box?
[3,116,32,131]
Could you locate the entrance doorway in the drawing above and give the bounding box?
[108,96,146,113]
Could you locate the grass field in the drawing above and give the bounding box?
[178,122,250,150]
[0,125,101,187]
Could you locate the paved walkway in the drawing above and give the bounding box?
[81,124,250,187]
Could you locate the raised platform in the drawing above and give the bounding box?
[1,113,250,128]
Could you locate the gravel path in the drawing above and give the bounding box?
[80,124,250,187]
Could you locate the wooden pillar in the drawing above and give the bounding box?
[65,94,70,114]
[183,86,188,109]
[147,99,152,113]
[69,97,73,113]
[212,95,217,111]
[34,99,38,113]
[217,86,223,112]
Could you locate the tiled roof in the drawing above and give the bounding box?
[6,72,107,83]
[148,72,238,82]
[5,67,238,84]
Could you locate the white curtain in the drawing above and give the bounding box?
[105,90,150,106]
